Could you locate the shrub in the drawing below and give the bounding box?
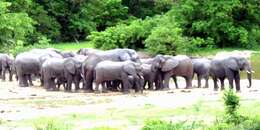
[34,118,71,130]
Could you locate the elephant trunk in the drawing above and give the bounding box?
[247,71,252,88]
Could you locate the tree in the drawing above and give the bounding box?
[0,1,34,52]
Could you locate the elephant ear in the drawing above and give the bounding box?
[227,58,239,71]
[161,59,179,72]
[123,63,136,76]
[64,60,76,74]
[119,53,131,61]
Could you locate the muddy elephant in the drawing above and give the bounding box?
[192,58,211,88]
[94,60,143,93]
[82,48,140,91]
[15,49,64,87]
[158,55,193,89]
[210,55,252,92]
[0,53,14,81]
[42,55,86,91]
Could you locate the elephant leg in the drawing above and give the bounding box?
[148,80,153,90]
[226,70,234,89]
[74,76,81,91]
[143,80,147,90]
[85,71,94,92]
[234,71,241,92]
[204,75,209,88]
[27,74,33,86]
[2,67,6,81]
[213,77,218,91]
[66,76,73,91]
[8,68,12,81]
[173,76,178,89]
[101,82,107,93]
[185,76,192,89]
[197,74,202,88]
[94,81,100,93]
[163,73,171,90]
[220,78,225,90]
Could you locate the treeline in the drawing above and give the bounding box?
[0,0,259,55]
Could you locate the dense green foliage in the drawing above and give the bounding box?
[0,0,259,55]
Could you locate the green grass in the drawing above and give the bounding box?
[50,41,94,51]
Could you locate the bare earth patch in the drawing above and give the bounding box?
[0,78,259,130]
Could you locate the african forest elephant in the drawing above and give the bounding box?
[15,49,64,87]
[42,55,86,91]
[158,55,193,89]
[0,53,14,81]
[192,58,211,88]
[210,56,252,92]
[94,60,143,93]
[140,57,165,90]
[82,48,140,91]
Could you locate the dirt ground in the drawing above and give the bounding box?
[0,78,259,130]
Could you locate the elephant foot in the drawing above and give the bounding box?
[214,88,218,91]
[19,84,29,87]
[162,87,170,91]
[236,90,241,93]
[123,91,130,94]
[84,89,94,93]
[185,86,192,89]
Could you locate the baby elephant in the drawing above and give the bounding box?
[94,60,143,93]
[191,58,211,88]
[0,53,14,81]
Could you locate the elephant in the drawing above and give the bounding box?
[140,62,161,90]
[82,48,140,91]
[191,58,211,88]
[42,55,86,91]
[158,55,193,89]
[0,53,14,81]
[210,55,252,92]
[15,49,64,87]
[62,52,76,58]
[94,60,143,93]
[77,48,101,56]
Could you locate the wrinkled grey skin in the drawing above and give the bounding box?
[140,57,165,90]
[0,53,14,81]
[192,58,211,88]
[94,60,143,93]
[140,63,160,90]
[15,49,64,87]
[210,56,252,92]
[158,55,193,89]
[82,48,140,91]
[42,55,86,91]
[77,48,101,56]
[62,52,76,58]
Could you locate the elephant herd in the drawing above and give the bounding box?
[0,48,253,93]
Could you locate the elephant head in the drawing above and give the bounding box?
[154,55,179,72]
[121,49,140,62]
[227,56,252,88]
[64,58,82,75]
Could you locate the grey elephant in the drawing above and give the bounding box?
[0,53,14,81]
[15,49,64,87]
[77,48,101,56]
[62,51,76,58]
[140,57,164,90]
[210,55,252,92]
[158,55,193,89]
[94,60,143,93]
[192,58,211,88]
[42,55,86,91]
[82,48,140,91]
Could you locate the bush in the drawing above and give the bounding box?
[34,118,71,130]
[222,89,242,124]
